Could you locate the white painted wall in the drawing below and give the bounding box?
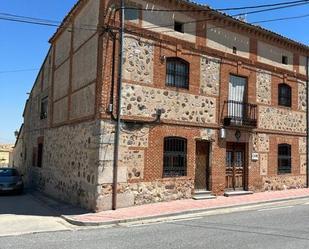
[206,24,250,59]
[257,41,293,71]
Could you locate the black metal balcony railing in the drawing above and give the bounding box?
[224,100,257,127]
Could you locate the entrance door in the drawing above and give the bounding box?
[195,141,210,191]
[228,75,247,123]
[225,143,246,190]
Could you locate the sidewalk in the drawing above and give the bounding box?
[62,188,309,226]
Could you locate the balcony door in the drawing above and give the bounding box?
[228,75,247,123]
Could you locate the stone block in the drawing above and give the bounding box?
[256,70,271,105]
[300,155,306,175]
[200,56,220,96]
[123,35,154,84]
[260,154,268,176]
[259,106,306,133]
[298,80,306,112]
[96,192,135,211]
[98,166,127,184]
[299,137,306,154]
[121,83,216,124]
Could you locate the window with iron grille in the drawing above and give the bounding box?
[166,58,189,89]
[278,144,291,174]
[163,137,187,177]
[278,84,291,107]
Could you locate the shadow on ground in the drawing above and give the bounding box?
[0,189,87,217]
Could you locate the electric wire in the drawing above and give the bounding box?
[124,0,309,12]
[140,1,309,30]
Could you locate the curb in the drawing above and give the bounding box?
[61,195,309,227]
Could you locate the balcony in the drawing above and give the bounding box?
[223,100,257,127]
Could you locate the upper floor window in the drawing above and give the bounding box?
[278,84,291,107]
[278,144,291,174]
[166,58,189,89]
[40,97,48,120]
[124,3,139,23]
[174,21,184,33]
[163,137,187,177]
[282,55,288,65]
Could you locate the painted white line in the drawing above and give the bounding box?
[257,206,294,212]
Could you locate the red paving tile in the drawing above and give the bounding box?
[69,189,309,223]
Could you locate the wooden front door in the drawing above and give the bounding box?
[225,143,246,190]
[195,141,210,190]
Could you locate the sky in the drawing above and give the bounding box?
[0,0,308,144]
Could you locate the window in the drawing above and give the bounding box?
[124,4,139,22]
[278,144,291,174]
[163,137,187,177]
[233,46,237,54]
[278,84,291,107]
[282,55,288,65]
[174,21,184,33]
[40,97,48,119]
[37,143,43,168]
[166,58,189,89]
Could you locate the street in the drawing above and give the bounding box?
[1,198,309,249]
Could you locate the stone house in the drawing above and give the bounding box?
[0,144,13,167]
[13,0,309,211]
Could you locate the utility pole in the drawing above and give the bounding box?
[306,56,309,188]
[112,0,125,210]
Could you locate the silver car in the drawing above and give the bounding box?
[0,168,24,194]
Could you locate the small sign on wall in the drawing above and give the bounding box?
[251,152,259,161]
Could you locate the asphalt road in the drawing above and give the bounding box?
[1,199,309,249]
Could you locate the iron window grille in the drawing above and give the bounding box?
[278,83,292,107]
[278,144,292,174]
[163,137,187,177]
[166,58,189,89]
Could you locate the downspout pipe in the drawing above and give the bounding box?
[112,0,125,210]
[306,56,309,188]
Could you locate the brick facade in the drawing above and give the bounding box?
[13,0,309,211]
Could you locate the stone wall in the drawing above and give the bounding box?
[200,56,220,96]
[262,175,306,191]
[258,106,306,133]
[298,80,307,112]
[299,137,307,175]
[32,120,101,210]
[121,83,216,124]
[256,70,271,105]
[97,179,194,210]
[123,36,154,84]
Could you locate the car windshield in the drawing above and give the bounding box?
[0,169,19,177]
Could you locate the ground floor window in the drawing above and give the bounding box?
[278,144,291,174]
[163,137,187,177]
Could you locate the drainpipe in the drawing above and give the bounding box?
[306,56,309,188]
[112,0,125,210]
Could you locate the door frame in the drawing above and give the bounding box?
[225,142,248,191]
[194,140,212,191]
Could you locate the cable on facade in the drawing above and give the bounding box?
[123,0,309,12]
[140,1,309,31]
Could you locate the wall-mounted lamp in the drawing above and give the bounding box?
[219,128,226,139]
[160,55,166,63]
